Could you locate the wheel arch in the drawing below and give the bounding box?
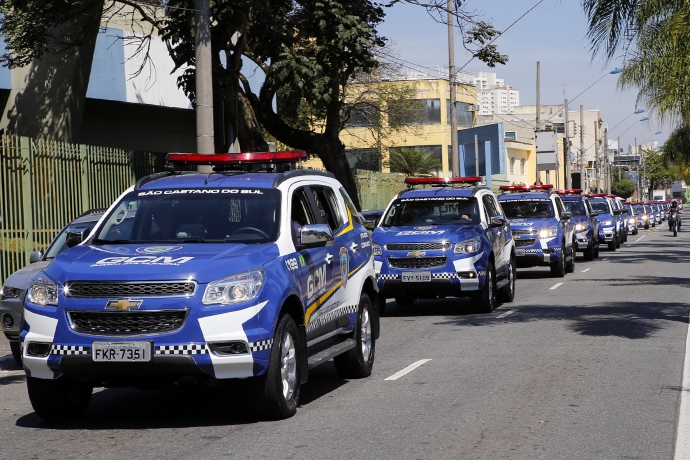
[362,276,380,340]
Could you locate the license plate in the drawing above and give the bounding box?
[515,249,526,256]
[402,272,431,282]
[92,342,152,362]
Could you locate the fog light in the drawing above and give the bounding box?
[457,271,477,279]
[1,313,13,328]
[208,341,249,355]
[26,342,51,357]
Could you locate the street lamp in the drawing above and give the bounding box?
[640,117,649,121]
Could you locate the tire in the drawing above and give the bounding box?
[10,340,22,365]
[550,245,566,278]
[496,256,516,303]
[395,294,415,307]
[674,224,678,237]
[584,242,595,261]
[251,314,301,419]
[615,233,621,248]
[377,293,387,317]
[472,261,496,313]
[27,377,93,422]
[608,236,617,251]
[566,244,576,273]
[334,293,375,379]
[645,223,649,230]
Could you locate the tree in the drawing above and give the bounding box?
[611,179,636,198]
[388,147,442,177]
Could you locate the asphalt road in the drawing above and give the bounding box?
[1,224,689,459]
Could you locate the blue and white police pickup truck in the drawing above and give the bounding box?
[586,193,622,251]
[371,176,516,314]
[20,151,378,421]
[497,185,575,277]
[555,189,600,261]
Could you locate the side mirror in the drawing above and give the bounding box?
[489,216,507,228]
[29,250,44,263]
[613,209,622,215]
[65,228,91,249]
[590,210,599,217]
[300,224,334,247]
[364,221,376,231]
[560,211,572,220]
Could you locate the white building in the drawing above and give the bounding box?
[458,72,520,116]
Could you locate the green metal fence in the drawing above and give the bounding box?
[0,136,166,284]
[354,169,406,211]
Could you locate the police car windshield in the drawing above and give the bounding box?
[501,200,555,218]
[561,200,587,216]
[94,189,281,244]
[590,201,611,214]
[633,205,644,213]
[381,197,480,227]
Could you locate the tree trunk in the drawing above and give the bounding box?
[225,84,268,153]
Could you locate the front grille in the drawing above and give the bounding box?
[386,242,451,251]
[388,257,447,269]
[512,229,537,235]
[68,310,188,336]
[515,239,536,247]
[66,281,196,298]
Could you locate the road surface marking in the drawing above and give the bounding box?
[549,283,563,290]
[581,268,590,273]
[674,310,690,460]
[496,309,518,319]
[385,359,432,381]
[636,235,647,242]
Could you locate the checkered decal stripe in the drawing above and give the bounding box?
[377,274,399,280]
[155,344,209,355]
[432,273,459,279]
[307,304,359,332]
[249,340,273,352]
[51,345,91,355]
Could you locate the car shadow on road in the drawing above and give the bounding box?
[0,372,26,387]
[434,300,689,340]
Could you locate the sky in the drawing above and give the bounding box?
[377,0,671,152]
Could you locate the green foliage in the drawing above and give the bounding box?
[388,147,442,177]
[611,179,636,198]
[662,124,690,164]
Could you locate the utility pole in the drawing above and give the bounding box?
[564,99,571,189]
[474,134,479,177]
[594,121,599,192]
[535,61,541,184]
[447,0,459,177]
[195,0,215,157]
[603,127,609,194]
[579,105,585,192]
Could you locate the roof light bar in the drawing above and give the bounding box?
[584,193,608,198]
[554,189,583,195]
[605,195,618,199]
[498,184,553,193]
[404,176,482,186]
[165,150,307,165]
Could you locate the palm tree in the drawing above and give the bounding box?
[388,147,442,177]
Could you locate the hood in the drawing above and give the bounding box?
[569,215,590,226]
[595,213,614,222]
[372,224,481,243]
[505,217,558,229]
[43,243,280,285]
[2,261,51,289]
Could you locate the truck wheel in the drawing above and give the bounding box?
[472,261,496,313]
[252,314,302,419]
[550,245,566,277]
[496,257,515,303]
[616,233,621,248]
[608,236,617,251]
[27,377,92,422]
[584,243,595,261]
[334,293,375,379]
[10,341,22,365]
[377,293,387,317]
[566,245,576,273]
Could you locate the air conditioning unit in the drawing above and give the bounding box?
[464,104,480,112]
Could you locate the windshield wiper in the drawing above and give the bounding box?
[94,239,132,244]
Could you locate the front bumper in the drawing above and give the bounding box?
[514,246,562,267]
[573,231,593,251]
[0,295,23,340]
[598,227,616,242]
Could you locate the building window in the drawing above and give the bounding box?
[344,102,380,128]
[520,159,526,175]
[389,99,441,125]
[346,148,380,171]
[505,131,517,141]
[445,101,474,128]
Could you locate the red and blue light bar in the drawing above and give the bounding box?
[166,150,307,165]
[404,176,482,186]
[584,193,608,198]
[499,184,553,193]
[554,189,583,195]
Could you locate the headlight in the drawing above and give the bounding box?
[574,223,589,232]
[202,270,264,305]
[641,215,648,220]
[454,237,481,254]
[0,286,22,300]
[372,243,382,256]
[539,227,558,238]
[628,218,636,224]
[603,220,613,226]
[27,273,59,306]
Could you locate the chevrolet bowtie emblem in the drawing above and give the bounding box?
[407,251,426,258]
[105,299,143,311]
